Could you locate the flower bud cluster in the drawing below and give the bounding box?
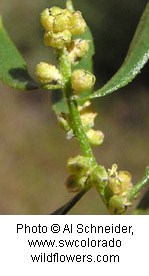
[40,7,87,49]
[66,155,108,193]
[36,6,103,146]
[36,6,90,85]
[107,164,133,214]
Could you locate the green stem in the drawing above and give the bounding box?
[59,48,96,162]
[128,167,149,202]
[68,100,96,160]
[59,48,108,210]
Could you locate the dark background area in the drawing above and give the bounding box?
[0,0,148,214]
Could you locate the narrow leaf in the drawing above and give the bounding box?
[88,2,149,99]
[0,16,38,90]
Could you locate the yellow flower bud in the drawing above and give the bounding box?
[90,166,108,188]
[108,195,132,215]
[65,175,87,192]
[86,129,104,146]
[44,30,72,49]
[119,171,132,184]
[81,111,97,129]
[36,62,61,84]
[108,170,132,195]
[53,9,73,33]
[50,6,63,16]
[40,9,54,31]
[71,70,96,93]
[119,171,132,190]
[70,11,87,35]
[67,155,92,175]
[68,39,89,62]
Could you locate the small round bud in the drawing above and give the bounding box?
[44,30,72,49]
[65,175,87,192]
[119,171,132,184]
[36,62,61,84]
[68,39,89,62]
[79,105,97,129]
[90,166,108,188]
[81,111,97,129]
[50,6,63,16]
[86,129,104,146]
[67,155,92,175]
[71,70,96,93]
[40,9,54,31]
[108,195,131,215]
[108,170,132,195]
[70,11,87,35]
[53,9,73,33]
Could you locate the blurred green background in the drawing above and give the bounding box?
[0,0,148,214]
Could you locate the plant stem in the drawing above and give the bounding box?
[58,48,108,213]
[128,167,149,202]
[59,48,96,162]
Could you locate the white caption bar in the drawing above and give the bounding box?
[0,215,148,276]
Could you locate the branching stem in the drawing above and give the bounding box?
[128,167,149,202]
[59,48,96,163]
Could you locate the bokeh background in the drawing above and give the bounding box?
[0,0,148,214]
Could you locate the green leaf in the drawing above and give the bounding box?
[52,91,69,114]
[88,2,149,99]
[0,16,38,90]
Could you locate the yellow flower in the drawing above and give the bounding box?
[40,9,54,31]
[44,30,72,49]
[53,9,73,33]
[67,155,92,175]
[35,62,61,84]
[71,69,96,93]
[86,129,104,146]
[68,39,89,62]
[108,168,132,195]
[70,11,87,35]
[108,195,132,215]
